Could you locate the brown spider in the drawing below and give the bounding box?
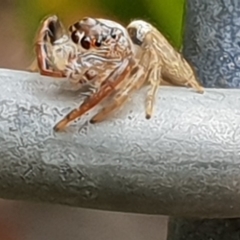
[31,15,204,131]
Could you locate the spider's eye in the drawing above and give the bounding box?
[73,21,81,30]
[81,36,91,49]
[102,35,107,41]
[95,40,101,47]
[110,29,117,39]
[94,37,102,47]
[71,30,79,44]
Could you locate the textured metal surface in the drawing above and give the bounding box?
[0,68,240,217]
[168,1,240,238]
[183,0,240,88]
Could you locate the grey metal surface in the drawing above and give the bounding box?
[183,0,240,88]
[167,1,240,238]
[0,68,240,218]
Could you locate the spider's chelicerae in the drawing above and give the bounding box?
[31,15,204,131]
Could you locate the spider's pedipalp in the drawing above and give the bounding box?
[33,15,78,78]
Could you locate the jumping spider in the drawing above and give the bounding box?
[31,15,204,131]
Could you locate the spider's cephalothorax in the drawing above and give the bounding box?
[32,16,204,131]
[64,17,137,84]
[69,17,134,59]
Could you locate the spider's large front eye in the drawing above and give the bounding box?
[81,36,91,49]
[71,30,79,44]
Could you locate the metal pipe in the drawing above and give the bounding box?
[0,68,239,218]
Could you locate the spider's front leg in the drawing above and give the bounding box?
[90,61,149,123]
[53,57,132,131]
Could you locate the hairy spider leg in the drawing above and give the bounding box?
[148,30,204,94]
[138,33,163,119]
[90,63,149,123]
[145,64,162,119]
[90,43,159,123]
[53,57,132,131]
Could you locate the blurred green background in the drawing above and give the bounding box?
[17,0,185,49]
[0,0,185,70]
